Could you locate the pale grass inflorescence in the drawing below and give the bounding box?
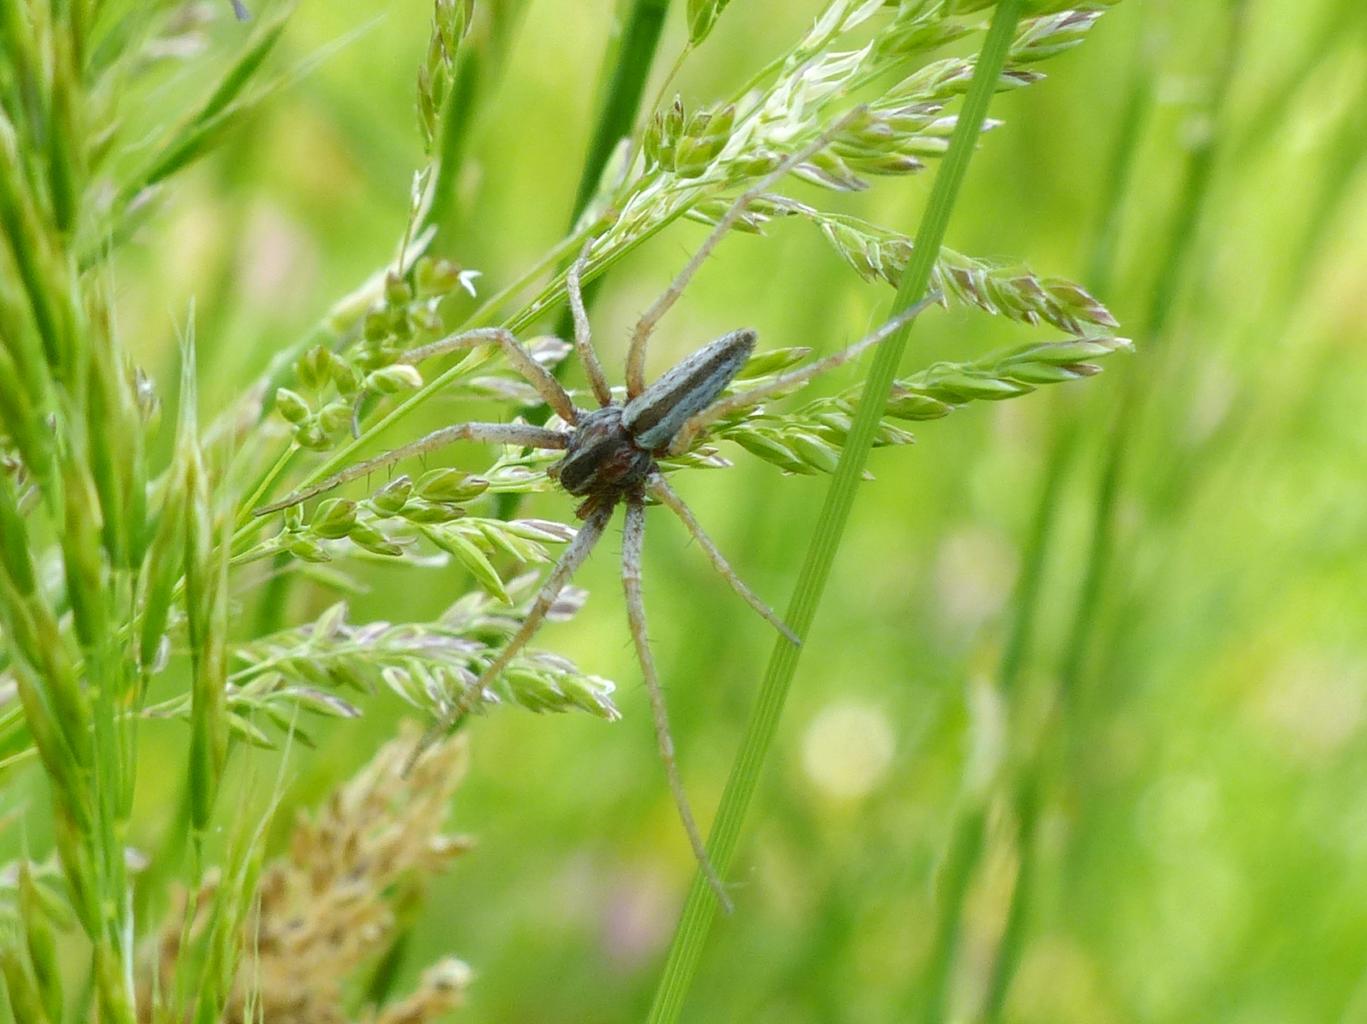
[142,724,474,1024]
[0,0,1119,1019]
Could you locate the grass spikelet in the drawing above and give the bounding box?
[84,312,146,573]
[0,935,55,1024]
[687,0,733,46]
[815,214,1118,336]
[177,333,230,836]
[0,465,92,785]
[146,724,474,1023]
[0,112,72,373]
[210,577,620,733]
[689,336,1130,476]
[368,957,473,1024]
[45,31,82,237]
[16,861,63,1023]
[417,0,474,154]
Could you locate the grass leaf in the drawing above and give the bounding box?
[646,2,1029,1018]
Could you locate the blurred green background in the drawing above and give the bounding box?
[78,0,1367,1020]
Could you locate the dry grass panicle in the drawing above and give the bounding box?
[1,2,1126,1019]
[145,725,473,1024]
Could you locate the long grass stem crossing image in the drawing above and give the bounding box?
[0,1,1361,1022]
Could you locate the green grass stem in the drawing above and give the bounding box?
[547,0,671,339]
[979,6,1248,1017]
[502,0,671,515]
[568,0,672,228]
[975,33,1155,1021]
[429,4,533,239]
[1060,2,1247,706]
[644,4,1026,1020]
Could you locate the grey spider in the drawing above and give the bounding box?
[256,130,938,909]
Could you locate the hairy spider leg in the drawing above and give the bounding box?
[622,497,734,912]
[403,502,616,774]
[645,473,797,645]
[625,108,870,399]
[566,238,615,408]
[253,423,569,516]
[401,327,580,425]
[667,290,943,457]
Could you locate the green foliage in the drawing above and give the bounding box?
[2,1,1362,1023]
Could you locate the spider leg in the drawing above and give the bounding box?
[625,108,868,399]
[567,238,614,407]
[402,327,580,424]
[403,502,614,775]
[646,473,797,645]
[253,422,568,515]
[622,497,734,913]
[667,290,942,456]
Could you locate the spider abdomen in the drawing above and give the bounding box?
[622,328,756,451]
[552,329,757,507]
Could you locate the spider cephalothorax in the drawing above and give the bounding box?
[549,406,655,512]
[551,329,757,516]
[255,129,936,909]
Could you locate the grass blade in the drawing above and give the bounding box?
[979,6,1249,1018]
[568,0,671,226]
[644,3,1027,1020]
[498,0,671,517]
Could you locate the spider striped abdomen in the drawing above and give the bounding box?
[622,328,756,451]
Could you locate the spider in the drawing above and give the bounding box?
[256,128,937,909]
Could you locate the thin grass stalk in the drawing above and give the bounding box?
[981,769,1039,1016]
[980,5,1248,1017]
[645,4,1027,1020]
[1059,0,1247,708]
[429,2,531,237]
[1142,84,1367,528]
[568,0,671,229]
[500,0,672,515]
[923,372,1098,1022]
[977,29,1156,1020]
[941,455,1076,1019]
[1233,0,1367,164]
[916,803,987,1023]
[546,0,672,337]
[186,465,230,842]
[998,426,1081,698]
